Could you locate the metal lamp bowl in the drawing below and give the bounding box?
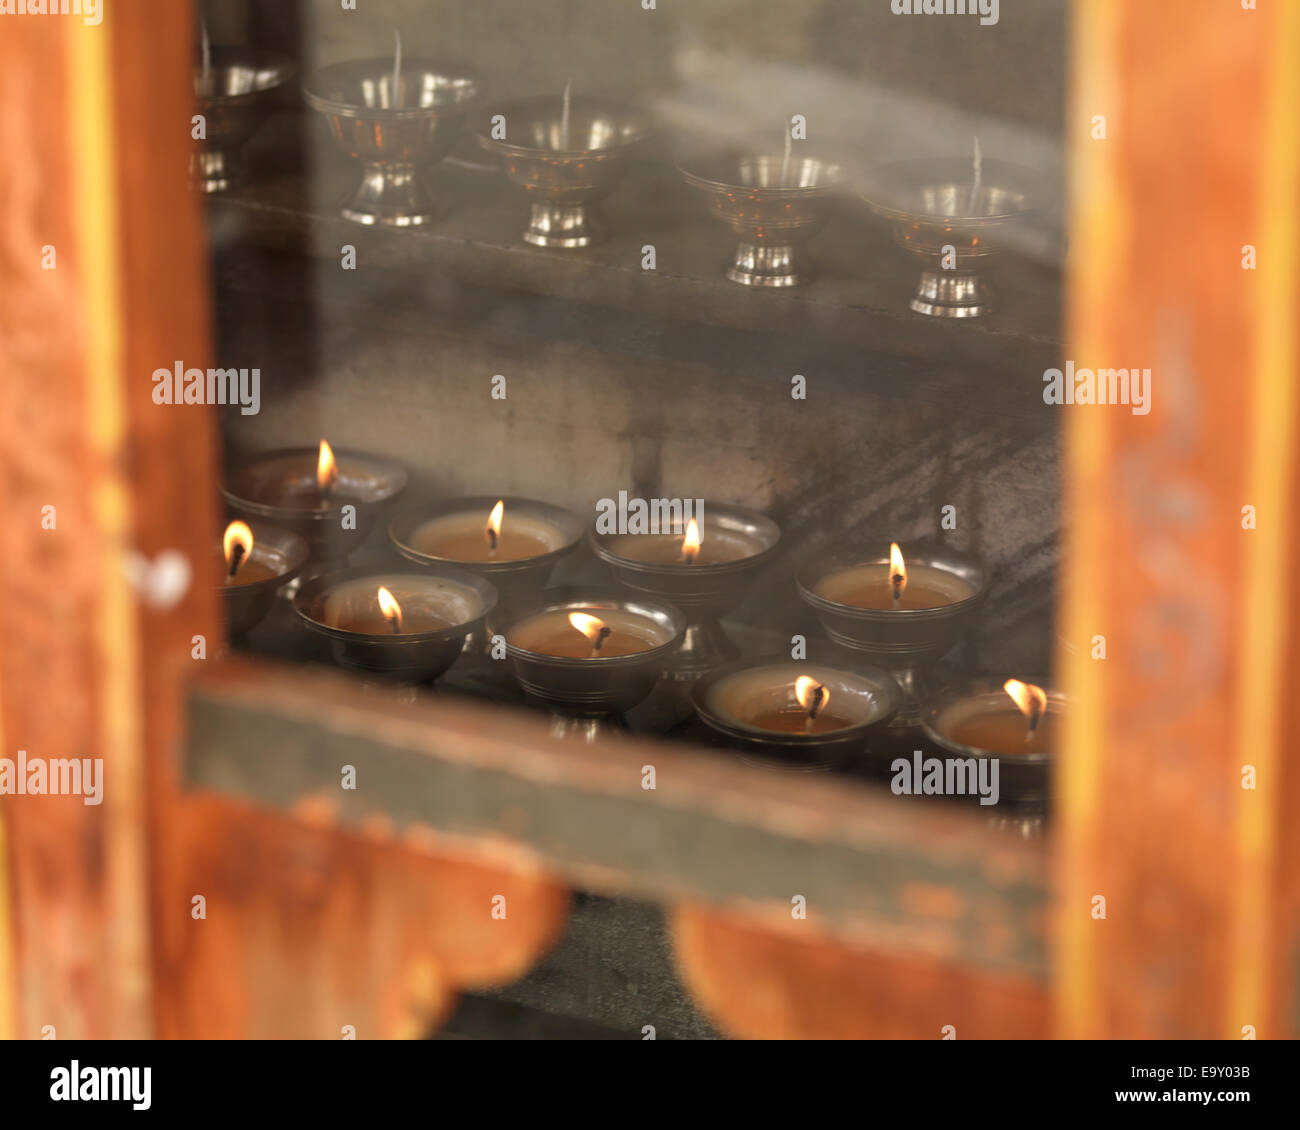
[590,501,781,678]
[677,151,845,287]
[295,565,497,684]
[472,94,654,247]
[692,655,902,763]
[389,496,585,611]
[303,57,484,227]
[191,46,295,193]
[223,446,408,561]
[796,540,990,669]
[921,676,1065,820]
[501,588,686,721]
[590,502,780,612]
[217,519,309,636]
[860,157,1045,317]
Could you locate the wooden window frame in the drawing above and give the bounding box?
[0,0,1297,1039]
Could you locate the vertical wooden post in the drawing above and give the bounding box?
[0,2,219,1037]
[1060,0,1300,1037]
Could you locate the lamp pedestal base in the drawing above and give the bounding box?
[341,163,438,228]
[190,148,239,194]
[727,240,812,288]
[546,712,629,742]
[525,202,605,248]
[910,268,992,318]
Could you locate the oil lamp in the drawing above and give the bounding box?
[389,497,584,612]
[303,56,483,227]
[677,151,844,287]
[223,441,408,564]
[501,589,686,740]
[797,540,989,725]
[922,676,1064,836]
[860,156,1044,317]
[294,566,497,685]
[472,93,654,247]
[692,656,902,766]
[217,519,309,636]
[191,45,294,193]
[590,502,781,681]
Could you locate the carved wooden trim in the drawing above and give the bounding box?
[157,797,571,1039]
[671,903,1047,1040]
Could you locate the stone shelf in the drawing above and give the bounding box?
[207,111,1064,398]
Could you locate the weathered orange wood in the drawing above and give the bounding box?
[105,0,223,1044]
[673,904,1047,1040]
[1059,0,1300,1037]
[0,11,164,1040]
[160,796,570,1039]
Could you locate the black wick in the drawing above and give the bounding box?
[807,684,826,720]
[1026,702,1043,736]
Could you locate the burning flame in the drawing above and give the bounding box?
[889,541,907,599]
[1003,679,1047,736]
[317,439,338,494]
[377,585,403,633]
[681,518,702,564]
[567,611,607,642]
[794,676,828,715]
[485,499,504,549]
[223,520,253,577]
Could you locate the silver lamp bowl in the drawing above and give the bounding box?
[677,151,844,287]
[590,501,781,681]
[303,57,484,227]
[692,655,902,767]
[860,158,1045,317]
[191,46,295,193]
[223,446,408,565]
[217,519,309,636]
[921,676,1064,837]
[472,94,653,247]
[295,565,497,685]
[389,496,585,613]
[796,540,990,725]
[500,588,686,741]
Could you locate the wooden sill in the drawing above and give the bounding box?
[184,656,1049,981]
